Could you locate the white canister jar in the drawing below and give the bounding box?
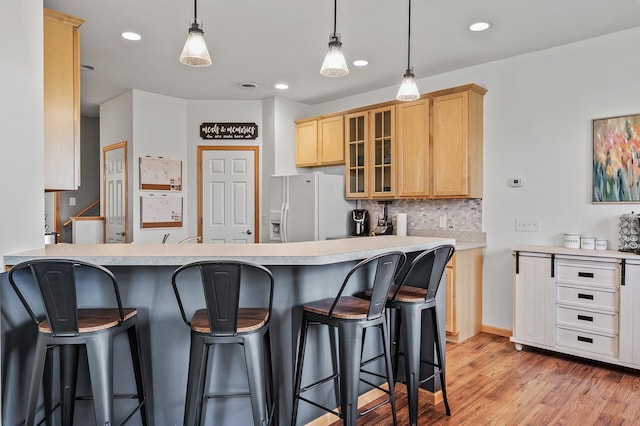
[596,239,608,250]
[563,233,581,249]
[580,236,596,250]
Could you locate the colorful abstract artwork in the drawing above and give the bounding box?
[593,114,640,202]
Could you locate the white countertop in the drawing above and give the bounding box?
[4,236,455,267]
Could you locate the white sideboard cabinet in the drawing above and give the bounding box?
[512,246,640,370]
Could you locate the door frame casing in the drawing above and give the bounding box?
[197,145,260,243]
[103,141,128,243]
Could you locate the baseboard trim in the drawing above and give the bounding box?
[305,384,440,426]
[481,324,512,337]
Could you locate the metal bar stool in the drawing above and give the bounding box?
[171,260,276,426]
[386,244,455,426]
[291,251,406,426]
[8,259,152,426]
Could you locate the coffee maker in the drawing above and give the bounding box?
[373,201,393,235]
[350,209,370,236]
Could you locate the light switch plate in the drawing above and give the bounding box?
[515,217,541,232]
[69,197,76,206]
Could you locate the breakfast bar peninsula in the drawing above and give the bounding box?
[2,236,453,425]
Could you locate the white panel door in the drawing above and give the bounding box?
[104,142,127,243]
[201,149,256,243]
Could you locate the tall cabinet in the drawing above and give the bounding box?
[44,8,83,191]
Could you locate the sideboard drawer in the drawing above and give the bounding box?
[556,285,618,312]
[556,306,618,334]
[556,260,618,289]
[556,326,618,357]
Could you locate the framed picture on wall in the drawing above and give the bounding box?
[593,113,640,202]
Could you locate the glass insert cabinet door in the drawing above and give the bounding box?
[345,112,368,197]
[371,106,395,197]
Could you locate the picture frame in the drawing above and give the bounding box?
[592,113,640,202]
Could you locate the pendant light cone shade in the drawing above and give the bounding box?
[179,19,211,67]
[179,0,212,67]
[396,0,420,101]
[320,0,349,77]
[320,34,349,77]
[396,68,420,101]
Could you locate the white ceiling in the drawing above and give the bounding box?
[43,0,640,117]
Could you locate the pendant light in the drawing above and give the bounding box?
[179,0,212,67]
[396,0,420,101]
[320,0,349,77]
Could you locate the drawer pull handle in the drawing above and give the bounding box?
[578,293,594,300]
[577,314,594,322]
[577,336,593,344]
[578,272,594,278]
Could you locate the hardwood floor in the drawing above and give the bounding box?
[332,333,640,425]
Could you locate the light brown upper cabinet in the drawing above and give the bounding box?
[369,106,396,198]
[298,83,486,199]
[295,115,344,167]
[345,111,369,198]
[396,99,430,197]
[432,86,485,198]
[44,8,83,191]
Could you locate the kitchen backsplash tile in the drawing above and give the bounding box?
[361,198,483,240]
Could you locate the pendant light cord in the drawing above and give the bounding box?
[406,0,412,70]
[333,0,337,34]
[194,0,198,19]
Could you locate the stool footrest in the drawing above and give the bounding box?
[360,396,392,416]
[300,373,339,393]
[204,392,251,399]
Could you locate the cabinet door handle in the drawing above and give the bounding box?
[578,293,594,300]
[577,336,593,344]
[578,272,594,278]
[577,314,594,322]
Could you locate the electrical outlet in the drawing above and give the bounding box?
[439,216,447,229]
[515,217,541,232]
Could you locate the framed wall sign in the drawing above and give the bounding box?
[593,113,640,202]
[200,122,258,140]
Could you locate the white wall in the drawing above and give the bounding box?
[132,90,187,243]
[304,27,640,330]
[0,2,44,267]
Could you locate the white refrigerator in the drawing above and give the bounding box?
[269,173,356,242]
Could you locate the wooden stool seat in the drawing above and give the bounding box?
[190,308,269,334]
[366,285,427,303]
[38,308,138,334]
[303,296,372,319]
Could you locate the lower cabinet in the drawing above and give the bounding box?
[512,247,640,370]
[512,252,556,349]
[445,248,483,343]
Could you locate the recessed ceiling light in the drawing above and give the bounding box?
[121,31,142,41]
[275,83,289,90]
[353,59,368,67]
[468,22,491,32]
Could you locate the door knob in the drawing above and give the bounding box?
[116,232,125,236]
[244,230,252,235]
